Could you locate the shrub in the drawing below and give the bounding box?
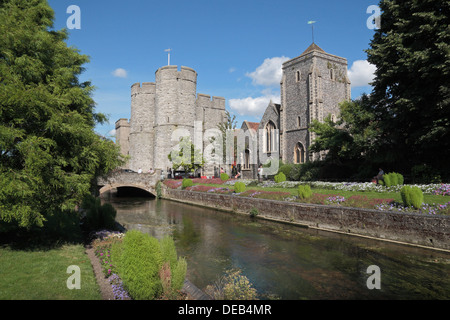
[249,208,259,217]
[220,173,229,181]
[278,164,293,179]
[400,186,423,209]
[234,181,246,193]
[117,230,163,300]
[181,178,193,189]
[205,269,258,300]
[298,185,312,200]
[274,172,286,183]
[82,195,117,231]
[383,172,404,187]
[159,235,187,297]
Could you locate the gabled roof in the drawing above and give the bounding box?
[245,121,260,132]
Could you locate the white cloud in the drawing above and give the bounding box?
[347,60,376,88]
[229,94,280,118]
[112,68,128,78]
[108,129,116,137]
[229,67,236,73]
[246,56,290,87]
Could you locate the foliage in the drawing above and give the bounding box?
[234,181,246,193]
[81,195,117,232]
[181,178,193,190]
[400,186,424,209]
[366,0,450,177]
[113,231,186,300]
[217,110,238,164]
[168,136,205,175]
[205,268,258,300]
[249,208,259,217]
[116,230,163,300]
[0,0,124,228]
[155,181,162,199]
[274,172,286,183]
[159,235,187,298]
[383,172,404,187]
[410,165,442,184]
[298,185,313,200]
[220,173,229,181]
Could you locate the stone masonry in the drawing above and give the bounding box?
[115,65,226,175]
[253,43,351,168]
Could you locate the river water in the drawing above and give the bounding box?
[101,192,450,300]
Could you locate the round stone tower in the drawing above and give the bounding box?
[128,82,156,171]
[153,66,198,170]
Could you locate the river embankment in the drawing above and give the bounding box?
[162,187,450,251]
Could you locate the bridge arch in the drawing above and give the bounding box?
[99,184,156,197]
[97,170,161,198]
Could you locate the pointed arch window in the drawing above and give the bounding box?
[294,142,306,164]
[265,121,276,153]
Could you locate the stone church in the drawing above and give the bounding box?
[115,43,350,178]
[239,43,351,179]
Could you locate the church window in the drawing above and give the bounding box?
[297,116,301,128]
[167,117,170,123]
[296,71,301,82]
[330,69,334,80]
[265,121,276,153]
[294,142,306,164]
[244,149,250,169]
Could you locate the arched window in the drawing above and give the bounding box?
[294,142,306,164]
[265,121,276,153]
[296,70,301,82]
[244,149,250,169]
[297,116,301,128]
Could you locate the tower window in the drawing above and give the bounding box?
[294,142,306,164]
[167,117,170,123]
[296,71,301,82]
[297,116,301,128]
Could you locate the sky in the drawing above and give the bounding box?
[47,0,380,139]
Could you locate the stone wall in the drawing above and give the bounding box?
[163,188,450,251]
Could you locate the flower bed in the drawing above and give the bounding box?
[163,178,450,214]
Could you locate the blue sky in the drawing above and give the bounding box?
[48,0,380,138]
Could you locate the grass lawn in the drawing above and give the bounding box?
[0,243,101,300]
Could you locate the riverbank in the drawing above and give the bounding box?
[162,187,450,252]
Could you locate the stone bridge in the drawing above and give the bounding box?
[97,169,162,197]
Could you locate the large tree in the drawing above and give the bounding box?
[366,0,450,176]
[0,0,123,228]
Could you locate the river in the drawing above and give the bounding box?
[101,191,450,300]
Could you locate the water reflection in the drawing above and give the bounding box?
[102,192,450,300]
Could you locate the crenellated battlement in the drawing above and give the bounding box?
[119,64,226,173]
[131,82,156,96]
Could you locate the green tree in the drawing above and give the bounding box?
[366,0,450,176]
[0,0,123,228]
[168,136,205,176]
[309,94,379,164]
[217,110,238,165]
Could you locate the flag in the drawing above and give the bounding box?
[307,21,316,24]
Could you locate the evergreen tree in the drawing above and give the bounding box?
[366,0,450,176]
[0,0,123,228]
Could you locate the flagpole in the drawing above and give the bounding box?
[308,21,316,43]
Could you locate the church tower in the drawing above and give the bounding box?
[280,43,351,163]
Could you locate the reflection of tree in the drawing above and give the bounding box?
[173,215,201,249]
